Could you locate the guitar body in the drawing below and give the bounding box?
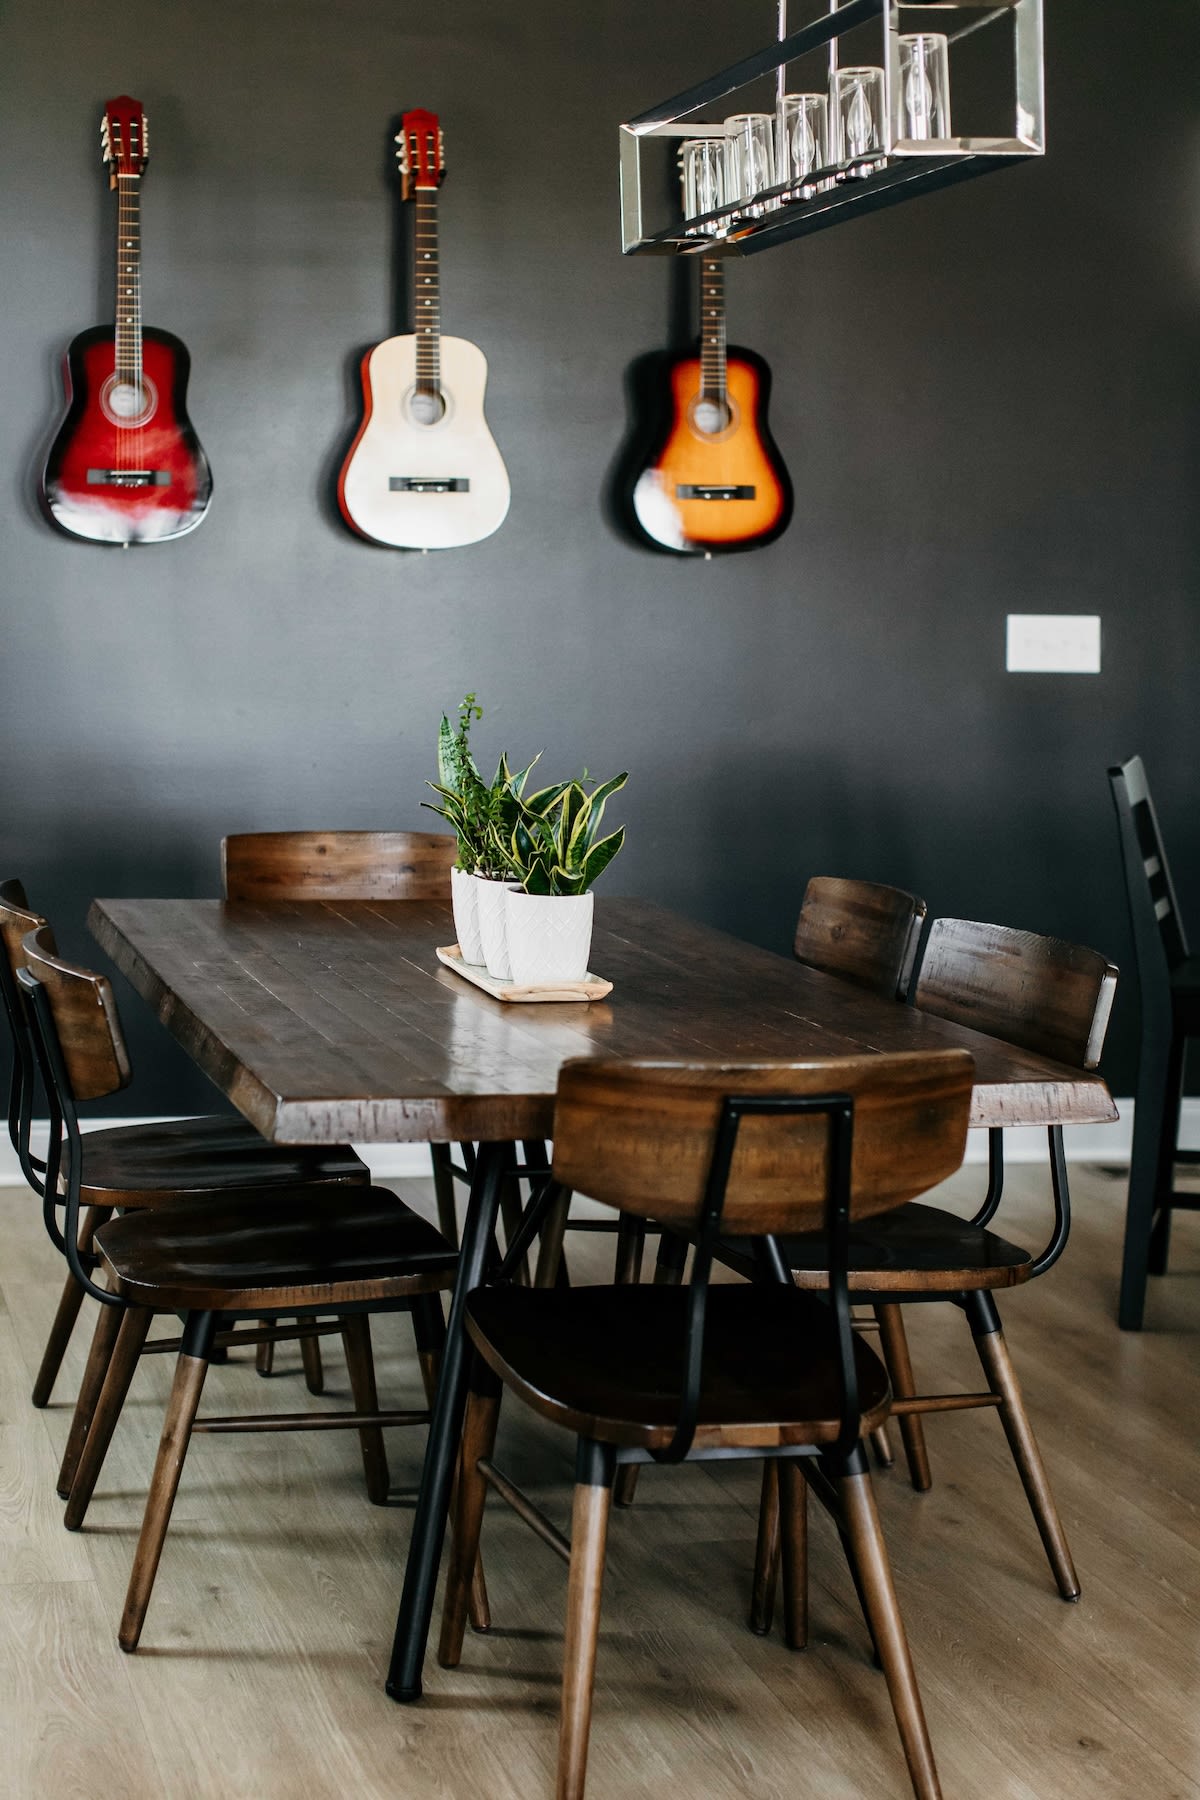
[338,334,510,549]
[42,326,211,546]
[629,348,792,555]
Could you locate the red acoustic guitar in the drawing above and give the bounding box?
[625,256,791,555]
[41,96,212,546]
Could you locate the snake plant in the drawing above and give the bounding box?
[500,772,628,897]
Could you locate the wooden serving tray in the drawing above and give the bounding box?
[436,944,613,1004]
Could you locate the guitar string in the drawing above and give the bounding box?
[700,255,727,415]
[414,186,440,401]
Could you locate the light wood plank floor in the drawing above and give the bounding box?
[1,1162,1197,1799]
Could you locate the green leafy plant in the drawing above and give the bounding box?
[500,773,628,897]
[423,695,564,876]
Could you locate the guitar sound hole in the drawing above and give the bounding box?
[409,389,446,426]
[692,397,731,437]
[99,374,158,428]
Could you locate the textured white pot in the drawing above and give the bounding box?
[476,877,518,981]
[450,867,485,965]
[505,890,594,986]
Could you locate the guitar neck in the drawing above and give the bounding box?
[699,256,726,406]
[413,186,441,394]
[114,173,143,386]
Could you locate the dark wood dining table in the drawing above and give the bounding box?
[88,893,1117,1701]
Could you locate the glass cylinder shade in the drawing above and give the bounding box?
[724,113,776,214]
[680,138,726,230]
[895,34,951,142]
[830,66,884,164]
[776,93,829,191]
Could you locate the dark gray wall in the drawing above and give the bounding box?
[2,0,1197,1111]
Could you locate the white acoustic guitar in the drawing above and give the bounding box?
[338,109,510,550]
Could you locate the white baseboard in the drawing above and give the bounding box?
[0,1102,1195,1188]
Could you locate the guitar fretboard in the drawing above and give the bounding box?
[414,187,441,396]
[115,173,143,389]
[699,256,726,407]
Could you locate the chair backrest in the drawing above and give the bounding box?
[551,1051,973,1236]
[20,925,132,1103]
[914,918,1117,1072]
[0,882,49,1156]
[1108,755,1189,971]
[793,876,927,1000]
[0,879,43,983]
[221,830,457,903]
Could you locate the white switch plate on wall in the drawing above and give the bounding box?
[1006,614,1102,674]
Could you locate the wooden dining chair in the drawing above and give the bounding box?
[0,884,368,1498]
[438,1050,975,1800]
[17,925,489,1653]
[619,874,927,1507]
[221,829,475,1239]
[793,875,927,998]
[741,919,1117,1620]
[1108,756,1200,1328]
[221,830,490,1372]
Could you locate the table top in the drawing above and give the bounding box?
[88,896,1118,1144]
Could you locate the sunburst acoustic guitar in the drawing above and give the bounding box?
[41,96,212,547]
[628,257,792,556]
[338,109,510,550]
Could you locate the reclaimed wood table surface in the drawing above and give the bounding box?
[88,894,1117,1701]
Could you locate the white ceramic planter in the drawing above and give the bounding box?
[505,890,595,987]
[476,877,518,980]
[450,867,485,966]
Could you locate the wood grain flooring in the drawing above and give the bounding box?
[1,1161,1197,1799]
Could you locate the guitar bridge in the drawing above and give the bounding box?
[388,477,470,493]
[87,469,171,488]
[675,483,756,501]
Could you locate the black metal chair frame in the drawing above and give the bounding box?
[456,1090,872,1569]
[1109,755,1200,1329]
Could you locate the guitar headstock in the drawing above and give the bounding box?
[101,96,149,185]
[396,109,445,198]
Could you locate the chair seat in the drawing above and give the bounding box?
[465,1282,891,1450]
[76,1115,369,1208]
[94,1187,457,1312]
[720,1201,1034,1293]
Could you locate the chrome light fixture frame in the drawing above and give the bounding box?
[620,0,1044,256]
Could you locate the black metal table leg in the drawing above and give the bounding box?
[386,1140,508,1702]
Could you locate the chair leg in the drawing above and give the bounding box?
[558,1438,616,1800]
[615,1233,685,1511]
[339,1315,389,1505]
[437,1361,502,1669]
[56,1282,124,1500]
[64,1304,154,1530]
[749,1460,781,1635]
[965,1292,1079,1600]
[1120,1026,1173,1329]
[533,1186,571,1289]
[412,1295,490,1634]
[119,1310,216,1653]
[430,1142,459,1248]
[32,1205,110,1409]
[836,1455,941,1800]
[298,1325,325,1395]
[1148,1031,1186,1277]
[875,1305,932,1492]
[871,1423,895,1468]
[255,1321,275,1376]
[779,1459,808,1651]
